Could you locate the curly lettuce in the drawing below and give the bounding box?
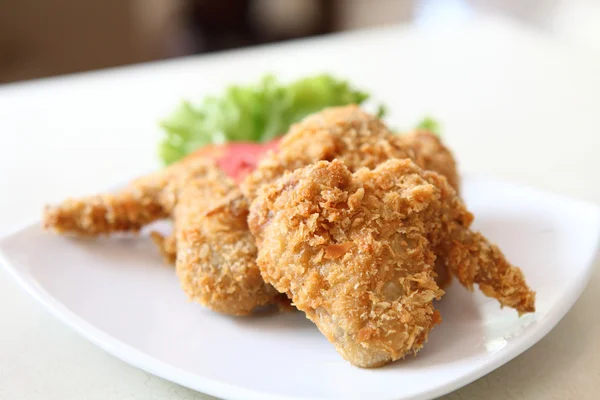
[159,74,379,164]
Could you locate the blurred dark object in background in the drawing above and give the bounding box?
[0,0,411,84]
[0,0,153,83]
[185,0,334,53]
[3,0,588,84]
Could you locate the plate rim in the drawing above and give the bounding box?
[1,177,599,400]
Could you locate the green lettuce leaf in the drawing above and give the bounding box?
[159,74,379,164]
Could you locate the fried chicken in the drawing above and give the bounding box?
[43,105,534,325]
[43,157,214,235]
[43,139,280,236]
[43,155,283,316]
[173,168,283,315]
[241,105,460,202]
[400,129,460,192]
[249,159,535,367]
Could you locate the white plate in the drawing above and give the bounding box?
[1,176,599,400]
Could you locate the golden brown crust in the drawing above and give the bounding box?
[443,232,536,314]
[249,160,446,367]
[250,159,535,366]
[43,193,167,236]
[397,168,536,315]
[241,105,459,202]
[43,158,215,235]
[398,130,460,192]
[174,170,283,316]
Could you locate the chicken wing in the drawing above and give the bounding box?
[43,140,279,236]
[399,129,460,192]
[249,159,535,367]
[43,157,214,235]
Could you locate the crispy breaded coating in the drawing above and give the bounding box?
[400,168,536,315]
[400,129,460,289]
[442,231,536,313]
[249,160,445,367]
[241,105,459,202]
[174,169,282,316]
[399,130,460,192]
[249,159,535,366]
[43,157,215,235]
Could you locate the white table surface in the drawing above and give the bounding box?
[1,14,599,400]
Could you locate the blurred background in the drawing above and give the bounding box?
[2,0,600,84]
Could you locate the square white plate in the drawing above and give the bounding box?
[1,176,598,400]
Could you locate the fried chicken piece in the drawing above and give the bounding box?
[249,160,535,367]
[43,137,282,237]
[44,153,285,315]
[43,157,214,235]
[248,160,444,367]
[241,105,459,202]
[174,170,283,315]
[400,129,460,193]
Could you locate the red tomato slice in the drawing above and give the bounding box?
[185,138,280,183]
